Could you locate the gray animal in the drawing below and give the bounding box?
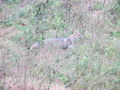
[30,31,81,50]
[44,31,81,49]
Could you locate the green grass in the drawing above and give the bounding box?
[0,0,120,90]
[4,0,21,4]
[94,3,105,10]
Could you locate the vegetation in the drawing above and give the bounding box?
[0,0,120,90]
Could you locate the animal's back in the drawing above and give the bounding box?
[30,31,81,50]
[44,38,73,49]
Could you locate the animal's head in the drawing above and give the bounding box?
[69,31,81,39]
[73,30,81,37]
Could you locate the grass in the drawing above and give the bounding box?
[0,0,120,90]
[3,0,21,4]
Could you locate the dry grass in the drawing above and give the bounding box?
[0,0,120,90]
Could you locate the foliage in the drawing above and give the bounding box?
[34,0,66,31]
[3,0,67,45]
[94,3,105,10]
[4,0,21,3]
[0,0,120,90]
[114,0,120,13]
[0,8,2,13]
[110,31,120,38]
